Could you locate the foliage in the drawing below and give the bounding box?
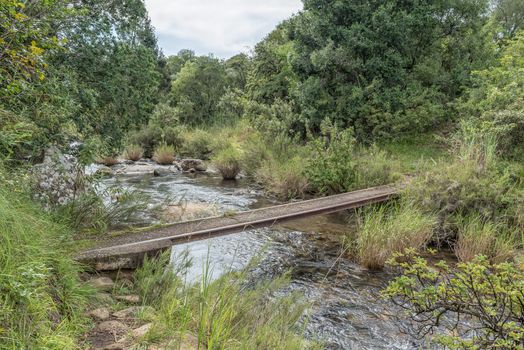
[153,143,175,165]
[406,124,524,243]
[304,123,400,194]
[180,129,212,159]
[291,0,491,140]
[383,253,524,349]
[0,171,91,349]
[460,32,524,157]
[212,146,242,180]
[256,156,309,200]
[348,201,436,270]
[169,56,228,125]
[128,125,162,158]
[124,144,144,161]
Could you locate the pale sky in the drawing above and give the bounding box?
[144,0,303,58]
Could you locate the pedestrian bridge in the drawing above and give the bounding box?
[77,185,398,270]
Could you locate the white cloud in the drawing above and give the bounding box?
[144,0,302,58]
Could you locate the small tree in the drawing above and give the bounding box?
[383,252,524,349]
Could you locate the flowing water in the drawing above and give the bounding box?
[94,167,427,349]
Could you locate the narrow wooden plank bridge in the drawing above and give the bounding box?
[77,185,398,270]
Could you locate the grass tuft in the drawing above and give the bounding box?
[123,144,143,161]
[153,143,175,165]
[213,146,242,180]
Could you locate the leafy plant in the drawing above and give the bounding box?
[383,253,524,350]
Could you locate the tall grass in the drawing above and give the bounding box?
[349,201,436,270]
[123,144,143,161]
[212,146,242,180]
[133,252,318,350]
[454,215,517,263]
[0,179,91,349]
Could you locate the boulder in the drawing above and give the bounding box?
[179,159,207,172]
[31,146,84,207]
[153,166,178,177]
[97,320,129,335]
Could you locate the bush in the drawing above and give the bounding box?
[383,254,524,349]
[406,124,523,243]
[153,143,175,165]
[304,124,400,195]
[180,129,212,159]
[96,155,119,166]
[213,147,242,180]
[128,125,162,158]
[123,144,143,161]
[348,201,436,270]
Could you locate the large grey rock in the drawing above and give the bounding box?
[153,166,179,177]
[97,320,129,335]
[31,147,84,207]
[179,159,207,172]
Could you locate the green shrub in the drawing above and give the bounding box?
[348,201,436,270]
[153,143,175,165]
[0,175,91,349]
[163,126,185,150]
[384,254,524,349]
[123,144,143,161]
[304,125,400,194]
[180,129,212,159]
[213,147,242,180]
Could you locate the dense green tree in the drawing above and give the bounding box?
[460,31,524,156]
[490,0,524,39]
[56,0,161,150]
[291,0,491,141]
[169,56,228,125]
[246,20,298,104]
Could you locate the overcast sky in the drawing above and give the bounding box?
[144,0,303,58]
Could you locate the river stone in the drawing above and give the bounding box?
[114,294,140,304]
[153,166,178,177]
[179,159,207,172]
[90,277,115,291]
[131,323,152,338]
[97,320,129,334]
[113,306,154,319]
[89,307,110,321]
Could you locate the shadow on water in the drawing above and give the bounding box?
[96,169,429,349]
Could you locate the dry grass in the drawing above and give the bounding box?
[255,157,309,200]
[455,215,516,263]
[351,201,436,270]
[96,156,119,166]
[124,144,143,161]
[154,143,175,165]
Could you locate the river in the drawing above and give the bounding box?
[93,167,426,349]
